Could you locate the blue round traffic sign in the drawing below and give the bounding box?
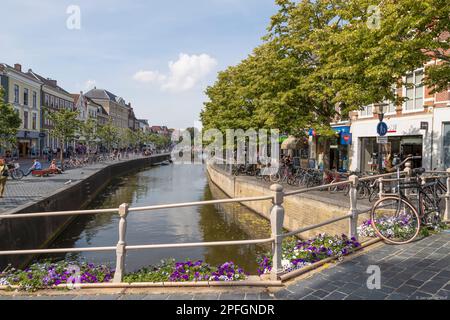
[377,122,388,136]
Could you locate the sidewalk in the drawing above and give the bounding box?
[0,155,148,214]
[1,232,448,300]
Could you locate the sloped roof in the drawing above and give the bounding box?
[0,63,43,83]
[85,88,127,105]
[27,70,71,95]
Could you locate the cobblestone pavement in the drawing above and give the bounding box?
[0,156,150,214]
[1,232,449,300]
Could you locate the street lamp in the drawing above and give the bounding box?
[375,103,388,173]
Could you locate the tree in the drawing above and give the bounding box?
[45,108,80,168]
[97,120,119,152]
[80,118,98,152]
[201,0,449,135]
[0,87,21,153]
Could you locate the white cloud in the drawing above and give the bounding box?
[133,70,166,83]
[132,53,217,92]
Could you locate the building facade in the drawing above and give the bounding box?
[349,65,450,172]
[85,88,130,130]
[27,70,74,152]
[0,63,43,158]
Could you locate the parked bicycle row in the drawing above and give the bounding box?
[3,151,149,180]
[226,162,448,204]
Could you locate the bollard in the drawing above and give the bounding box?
[270,184,285,281]
[348,175,359,240]
[113,203,129,283]
[445,169,450,222]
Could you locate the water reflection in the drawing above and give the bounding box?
[40,164,270,273]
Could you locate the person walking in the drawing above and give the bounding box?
[0,158,8,198]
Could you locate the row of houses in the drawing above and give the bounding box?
[286,64,450,171]
[0,62,163,158]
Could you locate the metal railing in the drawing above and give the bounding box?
[0,163,449,283]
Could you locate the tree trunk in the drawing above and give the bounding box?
[60,138,65,172]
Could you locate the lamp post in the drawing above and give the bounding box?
[375,103,388,173]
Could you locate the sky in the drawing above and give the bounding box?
[0,0,278,129]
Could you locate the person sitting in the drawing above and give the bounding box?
[49,160,62,174]
[25,159,42,176]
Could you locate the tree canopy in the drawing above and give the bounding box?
[201,0,449,136]
[0,87,21,151]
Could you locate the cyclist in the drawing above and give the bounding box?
[24,159,42,176]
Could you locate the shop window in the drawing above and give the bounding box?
[444,123,450,169]
[359,105,373,117]
[404,70,424,111]
[24,88,29,106]
[14,84,19,103]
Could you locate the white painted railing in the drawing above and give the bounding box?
[0,165,448,283]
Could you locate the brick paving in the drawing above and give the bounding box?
[1,232,449,300]
[0,155,152,214]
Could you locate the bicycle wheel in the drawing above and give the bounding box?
[419,192,442,227]
[370,196,420,244]
[12,169,24,180]
[270,173,281,183]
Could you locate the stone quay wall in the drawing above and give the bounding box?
[206,164,369,239]
[0,154,170,268]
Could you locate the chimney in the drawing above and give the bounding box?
[48,79,57,87]
[14,63,22,72]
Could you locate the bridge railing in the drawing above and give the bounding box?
[0,164,448,283]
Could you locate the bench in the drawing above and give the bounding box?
[31,168,61,177]
[31,170,50,177]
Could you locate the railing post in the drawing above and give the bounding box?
[445,169,450,222]
[348,175,359,240]
[270,184,285,281]
[113,203,129,283]
[404,161,412,197]
[378,178,384,200]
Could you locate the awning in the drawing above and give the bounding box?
[281,136,304,150]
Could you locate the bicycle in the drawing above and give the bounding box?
[6,161,24,180]
[369,156,444,245]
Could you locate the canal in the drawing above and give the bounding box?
[41,164,271,274]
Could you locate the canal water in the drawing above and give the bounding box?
[42,164,271,274]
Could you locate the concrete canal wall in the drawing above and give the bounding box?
[0,154,170,268]
[206,164,367,239]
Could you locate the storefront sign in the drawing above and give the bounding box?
[420,122,429,131]
[388,124,397,133]
[377,136,388,144]
[341,133,352,145]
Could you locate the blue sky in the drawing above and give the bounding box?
[0,0,278,128]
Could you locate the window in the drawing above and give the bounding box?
[23,111,29,129]
[32,91,37,108]
[45,94,50,106]
[404,70,424,111]
[24,88,29,106]
[32,113,37,130]
[54,97,58,108]
[360,105,373,117]
[50,96,54,108]
[14,85,19,103]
